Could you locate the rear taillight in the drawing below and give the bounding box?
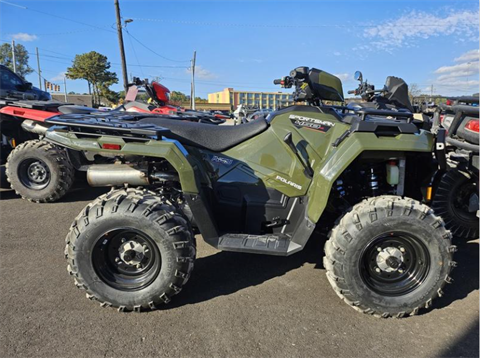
[440,114,445,123]
[465,119,479,133]
[102,143,122,150]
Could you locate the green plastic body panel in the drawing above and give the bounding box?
[209,108,433,223]
[306,131,433,222]
[44,131,199,194]
[45,106,433,227]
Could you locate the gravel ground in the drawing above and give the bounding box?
[0,171,478,358]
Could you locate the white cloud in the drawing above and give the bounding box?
[333,51,341,56]
[430,49,479,94]
[50,72,66,82]
[11,33,38,42]
[454,49,479,63]
[362,10,479,51]
[186,65,217,80]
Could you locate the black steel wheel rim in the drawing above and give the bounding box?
[92,228,161,291]
[452,181,477,221]
[18,158,51,190]
[360,232,430,297]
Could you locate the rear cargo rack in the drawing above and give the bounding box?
[45,113,172,140]
[0,99,73,110]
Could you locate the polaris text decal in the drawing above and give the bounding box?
[276,175,302,190]
[289,114,335,132]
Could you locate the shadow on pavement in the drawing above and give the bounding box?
[168,232,479,312]
[436,318,479,358]
[60,186,110,203]
[433,240,479,312]
[168,230,328,309]
[0,165,11,189]
[0,178,109,203]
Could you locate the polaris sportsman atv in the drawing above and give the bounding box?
[431,96,479,240]
[38,66,455,317]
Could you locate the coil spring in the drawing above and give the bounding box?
[365,163,383,197]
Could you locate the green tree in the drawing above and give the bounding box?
[0,43,33,78]
[98,84,120,105]
[66,51,118,107]
[195,96,208,103]
[170,91,189,104]
[408,83,422,103]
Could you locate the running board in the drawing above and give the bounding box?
[218,233,302,256]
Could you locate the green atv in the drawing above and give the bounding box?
[50,67,455,317]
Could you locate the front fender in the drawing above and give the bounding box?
[307,130,434,222]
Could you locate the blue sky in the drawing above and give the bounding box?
[1,0,478,98]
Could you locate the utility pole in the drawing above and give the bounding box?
[64,77,68,102]
[11,40,16,73]
[430,84,433,97]
[114,0,128,92]
[36,47,42,90]
[190,51,196,110]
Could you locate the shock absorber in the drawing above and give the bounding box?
[365,163,384,197]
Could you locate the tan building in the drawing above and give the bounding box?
[208,88,294,110]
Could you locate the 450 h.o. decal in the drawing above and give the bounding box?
[289,114,335,133]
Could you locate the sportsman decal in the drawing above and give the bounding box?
[289,114,335,132]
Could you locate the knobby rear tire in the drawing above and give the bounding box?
[65,188,196,312]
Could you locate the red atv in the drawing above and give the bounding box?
[122,77,229,123]
[0,99,98,163]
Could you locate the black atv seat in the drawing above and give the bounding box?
[139,117,268,152]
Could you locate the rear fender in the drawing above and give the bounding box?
[44,130,199,194]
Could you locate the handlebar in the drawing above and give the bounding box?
[273,79,282,85]
[347,90,355,94]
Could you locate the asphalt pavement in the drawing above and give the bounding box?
[0,169,478,358]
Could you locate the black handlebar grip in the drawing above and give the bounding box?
[347,90,355,94]
[273,79,282,85]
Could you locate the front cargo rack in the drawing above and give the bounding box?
[45,112,173,140]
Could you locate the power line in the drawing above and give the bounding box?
[24,49,189,68]
[124,30,190,63]
[124,28,145,77]
[31,67,62,87]
[130,17,465,29]
[36,29,99,36]
[0,0,116,34]
[3,0,478,4]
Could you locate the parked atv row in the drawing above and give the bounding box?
[0,77,228,163]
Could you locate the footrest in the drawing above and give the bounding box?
[218,233,301,256]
